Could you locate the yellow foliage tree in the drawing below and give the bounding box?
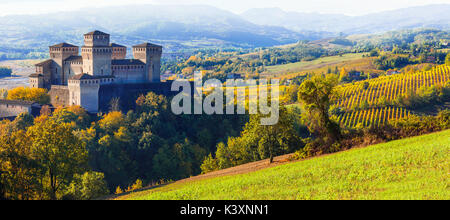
[7,87,50,104]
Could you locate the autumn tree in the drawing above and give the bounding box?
[201,107,303,173]
[298,74,341,147]
[27,119,88,199]
[6,87,50,104]
[0,129,41,200]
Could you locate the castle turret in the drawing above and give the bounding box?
[68,73,114,113]
[29,74,44,88]
[49,43,79,84]
[132,43,162,82]
[82,30,112,76]
[110,43,127,60]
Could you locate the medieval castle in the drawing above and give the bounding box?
[28,30,170,113]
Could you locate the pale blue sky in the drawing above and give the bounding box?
[0,0,449,16]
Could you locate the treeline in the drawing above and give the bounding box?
[0,93,247,199]
[0,67,12,77]
[164,42,351,80]
[201,107,308,173]
[0,51,48,61]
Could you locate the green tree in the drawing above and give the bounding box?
[298,74,341,146]
[27,119,88,199]
[65,171,109,200]
[201,107,303,173]
[0,130,41,200]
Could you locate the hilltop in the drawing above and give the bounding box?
[113,129,450,200]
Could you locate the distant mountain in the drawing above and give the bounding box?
[0,4,449,58]
[0,4,329,54]
[241,4,450,34]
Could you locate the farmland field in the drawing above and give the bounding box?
[263,53,367,77]
[0,59,41,89]
[115,129,450,200]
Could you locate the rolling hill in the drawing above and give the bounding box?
[0,4,316,53]
[113,129,450,200]
[1,4,450,59]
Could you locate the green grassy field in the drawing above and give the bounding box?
[264,53,365,76]
[117,130,450,200]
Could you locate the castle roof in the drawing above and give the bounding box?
[64,56,82,62]
[85,30,109,36]
[50,43,78,48]
[29,73,43,78]
[0,99,37,106]
[70,74,115,80]
[71,74,95,80]
[133,42,162,48]
[110,43,126,48]
[112,59,145,66]
[35,59,53,67]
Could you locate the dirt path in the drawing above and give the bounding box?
[106,154,294,200]
[178,153,294,183]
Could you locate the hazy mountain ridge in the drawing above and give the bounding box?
[241,4,450,34]
[0,4,449,57]
[0,5,315,52]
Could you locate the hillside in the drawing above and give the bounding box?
[0,4,313,55]
[263,53,369,77]
[1,4,450,60]
[334,65,450,127]
[114,130,450,200]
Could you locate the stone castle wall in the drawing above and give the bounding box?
[98,81,181,112]
[0,104,32,118]
[48,85,70,107]
[112,66,147,84]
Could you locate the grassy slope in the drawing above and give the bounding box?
[264,53,366,76]
[117,130,450,200]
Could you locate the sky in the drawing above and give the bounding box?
[0,0,449,16]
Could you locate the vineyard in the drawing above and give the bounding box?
[337,107,411,127]
[335,65,450,110]
[331,64,450,127]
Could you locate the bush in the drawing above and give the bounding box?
[64,172,109,200]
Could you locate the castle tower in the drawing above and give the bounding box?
[29,74,44,88]
[132,43,162,82]
[68,74,100,113]
[110,43,127,60]
[49,43,79,84]
[82,30,112,76]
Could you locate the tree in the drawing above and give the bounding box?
[201,107,303,173]
[254,108,301,163]
[0,130,41,200]
[6,87,50,104]
[13,112,34,131]
[445,53,450,66]
[65,171,109,200]
[339,68,348,82]
[27,119,88,199]
[298,74,341,146]
[283,84,299,104]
